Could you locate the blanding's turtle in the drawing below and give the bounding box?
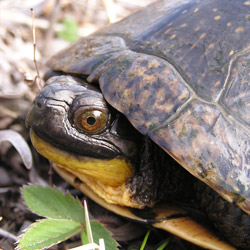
[26,0,250,249]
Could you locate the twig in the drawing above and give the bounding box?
[42,0,61,56]
[0,106,19,119]
[31,8,42,90]
[0,228,19,242]
[102,0,117,23]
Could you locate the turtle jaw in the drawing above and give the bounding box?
[29,129,146,208]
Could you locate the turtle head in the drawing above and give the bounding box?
[26,75,145,208]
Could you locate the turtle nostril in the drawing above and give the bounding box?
[34,98,47,112]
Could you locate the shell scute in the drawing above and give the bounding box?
[221,50,250,127]
[48,36,128,75]
[47,0,250,213]
[98,51,192,134]
[148,99,250,213]
[96,0,250,102]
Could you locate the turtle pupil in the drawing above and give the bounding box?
[87,116,96,125]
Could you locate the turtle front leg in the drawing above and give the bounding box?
[127,136,196,208]
[196,182,250,250]
[127,136,158,207]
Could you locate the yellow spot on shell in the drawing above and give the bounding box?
[227,22,232,27]
[208,43,215,49]
[214,81,221,87]
[194,27,200,32]
[180,23,187,28]
[244,1,250,5]
[235,27,244,33]
[213,8,218,12]
[170,34,176,39]
[193,8,199,13]
[164,28,172,34]
[214,16,221,21]
[199,33,206,40]
[229,50,234,56]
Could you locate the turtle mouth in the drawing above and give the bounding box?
[30,129,145,208]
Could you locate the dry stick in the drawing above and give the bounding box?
[31,8,42,90]
[102,0,117,23]
[0,228,19,242]
[42,0,61,56]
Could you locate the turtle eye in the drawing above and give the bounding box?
[73,108,110,135]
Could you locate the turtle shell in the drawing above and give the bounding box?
[48,0,250,213]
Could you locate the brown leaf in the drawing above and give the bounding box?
[0,129,33,169]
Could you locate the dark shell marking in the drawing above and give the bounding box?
[48,0,250,212]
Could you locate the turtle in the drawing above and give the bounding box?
[26,0,250,249]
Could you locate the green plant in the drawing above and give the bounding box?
[58,17,79,42]
[139,230,171,250]
[18,185,118,250]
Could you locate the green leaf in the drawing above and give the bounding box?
[58,17,79,42]
[18,219,81,250]
[91,221,118,250]
[81,230,88,245]
[22,185,85,223]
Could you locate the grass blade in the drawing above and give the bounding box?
[84,200,93,244]
[140,230,150,250]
